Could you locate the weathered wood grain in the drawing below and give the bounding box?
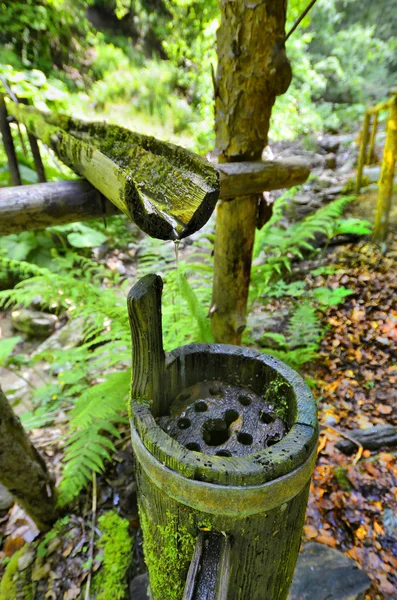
[128,274,166,417]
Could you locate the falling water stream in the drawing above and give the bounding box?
[173,239,182,343]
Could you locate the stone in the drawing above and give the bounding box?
[129,573,150,600]
[34,315,85,354]
[324,153,337,169]
[289,542,371,600]
[0,483,14,511]
[18,549,35,571]
[11,309,58,338]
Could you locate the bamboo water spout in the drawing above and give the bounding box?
[128,275,318,600]
[6,101,220,241]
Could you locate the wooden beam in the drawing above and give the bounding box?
[6,101,219,241]
[0,157,310,237]
[0,180,119,236]
[218,157,310,199]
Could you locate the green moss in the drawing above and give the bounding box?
[0,546,34,600]
[264,376,290,422]
[91,511,134,600]
[333,466,352,491]
[140,509,196,600]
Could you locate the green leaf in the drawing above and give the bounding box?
[0,336,22,366]
[67,226,107,248]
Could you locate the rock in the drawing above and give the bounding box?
[0,483,14,511]
[34,316,85,354]
[11,309,58,338]
[363,166,381,183]
[317,135,340,154]
[129,573,150,600]
[18,549,35,571]
[324,153,337,169]
[293,194,312,205]
[289,542,371,600]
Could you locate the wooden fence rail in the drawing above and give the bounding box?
[356,91,397,245]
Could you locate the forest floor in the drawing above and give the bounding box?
[0,132,396,599]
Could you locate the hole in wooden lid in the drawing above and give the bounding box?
[237,432,253,446]
[186,442,201,452]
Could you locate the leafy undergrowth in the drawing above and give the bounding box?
[302,239,397,599]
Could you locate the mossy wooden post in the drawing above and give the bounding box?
[0,387,58,530]
[373,98,397,244]
[367,112,378,165]
[128,275,318,600]
[356,109,371,194]
[211,0,292,344]
[0,93,21,186]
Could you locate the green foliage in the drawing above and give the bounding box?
[0,336,22,366]
[0,0,92,78]
[59,371,130,506]
[259,302,323,369]
[92,511,134,600]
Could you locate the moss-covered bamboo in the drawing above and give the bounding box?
[6,101,219,241]
[0,387,58,530]
[128,275,318,600]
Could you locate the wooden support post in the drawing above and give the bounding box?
[0,93,21,186]
[19,98,46,182]
[0,387,58,530]
[211,0,292,344]
[128,276,318,600]
[367,112,378,165]
[373,99,397,244]
[356,109,371,194]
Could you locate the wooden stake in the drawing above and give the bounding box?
[19,97,46,182]
[374,99,397,244]
[127,274,166,417]
[0,93,21,186]
[211,195,258,343]
[356,109,371,194]
[367,112,378,165]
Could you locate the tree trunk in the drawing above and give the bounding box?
[0,387,58,530]
[211,0,292,344]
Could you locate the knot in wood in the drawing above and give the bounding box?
[159,380,287,457]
